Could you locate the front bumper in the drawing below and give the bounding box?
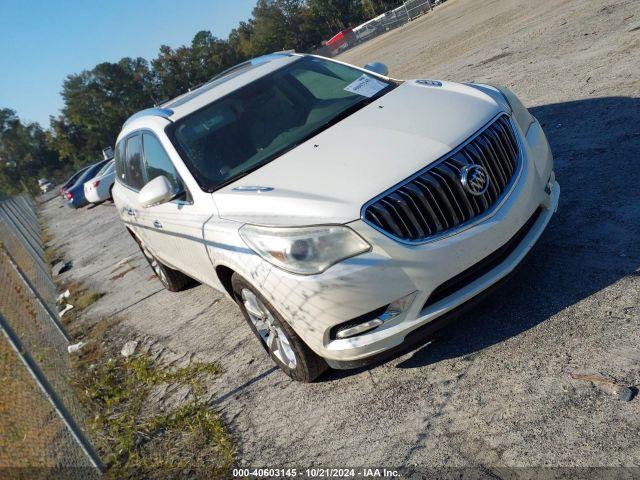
[252,118,558,365]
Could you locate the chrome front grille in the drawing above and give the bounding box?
[362,114,520,243]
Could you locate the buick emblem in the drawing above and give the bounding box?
[460,164,489,196]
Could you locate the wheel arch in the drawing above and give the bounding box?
[215,264,236,300]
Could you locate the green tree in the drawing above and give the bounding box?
[60,57,154,165]
[0,108,62,195]
[228,21,256,61]
[152,31,238,101]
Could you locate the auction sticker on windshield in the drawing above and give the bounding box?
[344,74,388,98]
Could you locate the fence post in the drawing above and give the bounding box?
[403,1,411,21]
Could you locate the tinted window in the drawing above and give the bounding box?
[64,168,87,188]
[114,140,125,183]
[142,133,183,194]
[124,135,145,190]
[70,161,106,189]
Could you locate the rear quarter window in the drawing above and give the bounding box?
[123,134,146,190]
[114,140,126,183]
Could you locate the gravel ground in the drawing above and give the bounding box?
[41,0,640,473]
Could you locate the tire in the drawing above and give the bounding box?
[231,273,327,382]
[136,237,192,292]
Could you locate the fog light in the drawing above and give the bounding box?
[333,291,417,340]
[335,318,384,339]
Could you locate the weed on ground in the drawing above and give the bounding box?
[71,318,233,478]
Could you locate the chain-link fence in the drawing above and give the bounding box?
[0,198,63,335]
[0,195,102,478]
[314,0,442,58]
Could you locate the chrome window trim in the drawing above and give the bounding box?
[360,113,524,246]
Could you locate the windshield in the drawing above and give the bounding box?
[168,56,394,192]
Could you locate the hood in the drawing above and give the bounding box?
[213,80,503,226]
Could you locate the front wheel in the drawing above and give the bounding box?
[231,273,327,382]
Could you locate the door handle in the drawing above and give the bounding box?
[153,220,163,229]
[126,208,135,216]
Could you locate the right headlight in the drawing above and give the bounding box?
[466,83,535,135]
[239,224,371,275]
[495,86,535,135]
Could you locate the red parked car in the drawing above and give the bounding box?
[326,28,357,54]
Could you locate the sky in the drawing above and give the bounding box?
[0,0,257,127]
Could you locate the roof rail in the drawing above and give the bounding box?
[123,108,174,128]
[204,51,297,85]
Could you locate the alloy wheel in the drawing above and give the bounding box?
[141,244,168,285]
[241,288,297,369]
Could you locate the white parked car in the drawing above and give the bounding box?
[113,52,559,382]
[84,159,115,204]
[38,178,54,193]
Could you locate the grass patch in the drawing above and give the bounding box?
[40,226,53,247]
[60,280,105,315]
[41,227,62,266]
[71,318,232,478]
[74,290,105,310]
[43,244,60,266]
[76,354,231,478]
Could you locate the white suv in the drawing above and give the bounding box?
[113,52,559,382]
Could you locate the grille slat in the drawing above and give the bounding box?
[494,120,518,162]
[363,115,520,243]
[402,184,442,232]
[397,188,433,236]
[379,198,413,238]
[430,170,466,224]
[415,175,459,228]
[478,136,508,189]
[470,141,506,191]
[387,193,425,238]
[487,126,513,177]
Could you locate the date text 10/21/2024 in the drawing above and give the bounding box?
[233,468,400,478]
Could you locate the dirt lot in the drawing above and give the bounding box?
[42,0,640,472]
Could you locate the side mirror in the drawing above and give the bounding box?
[138,175,173,208]
[363,61,389,76]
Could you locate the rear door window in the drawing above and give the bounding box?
[124,134,145,190]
